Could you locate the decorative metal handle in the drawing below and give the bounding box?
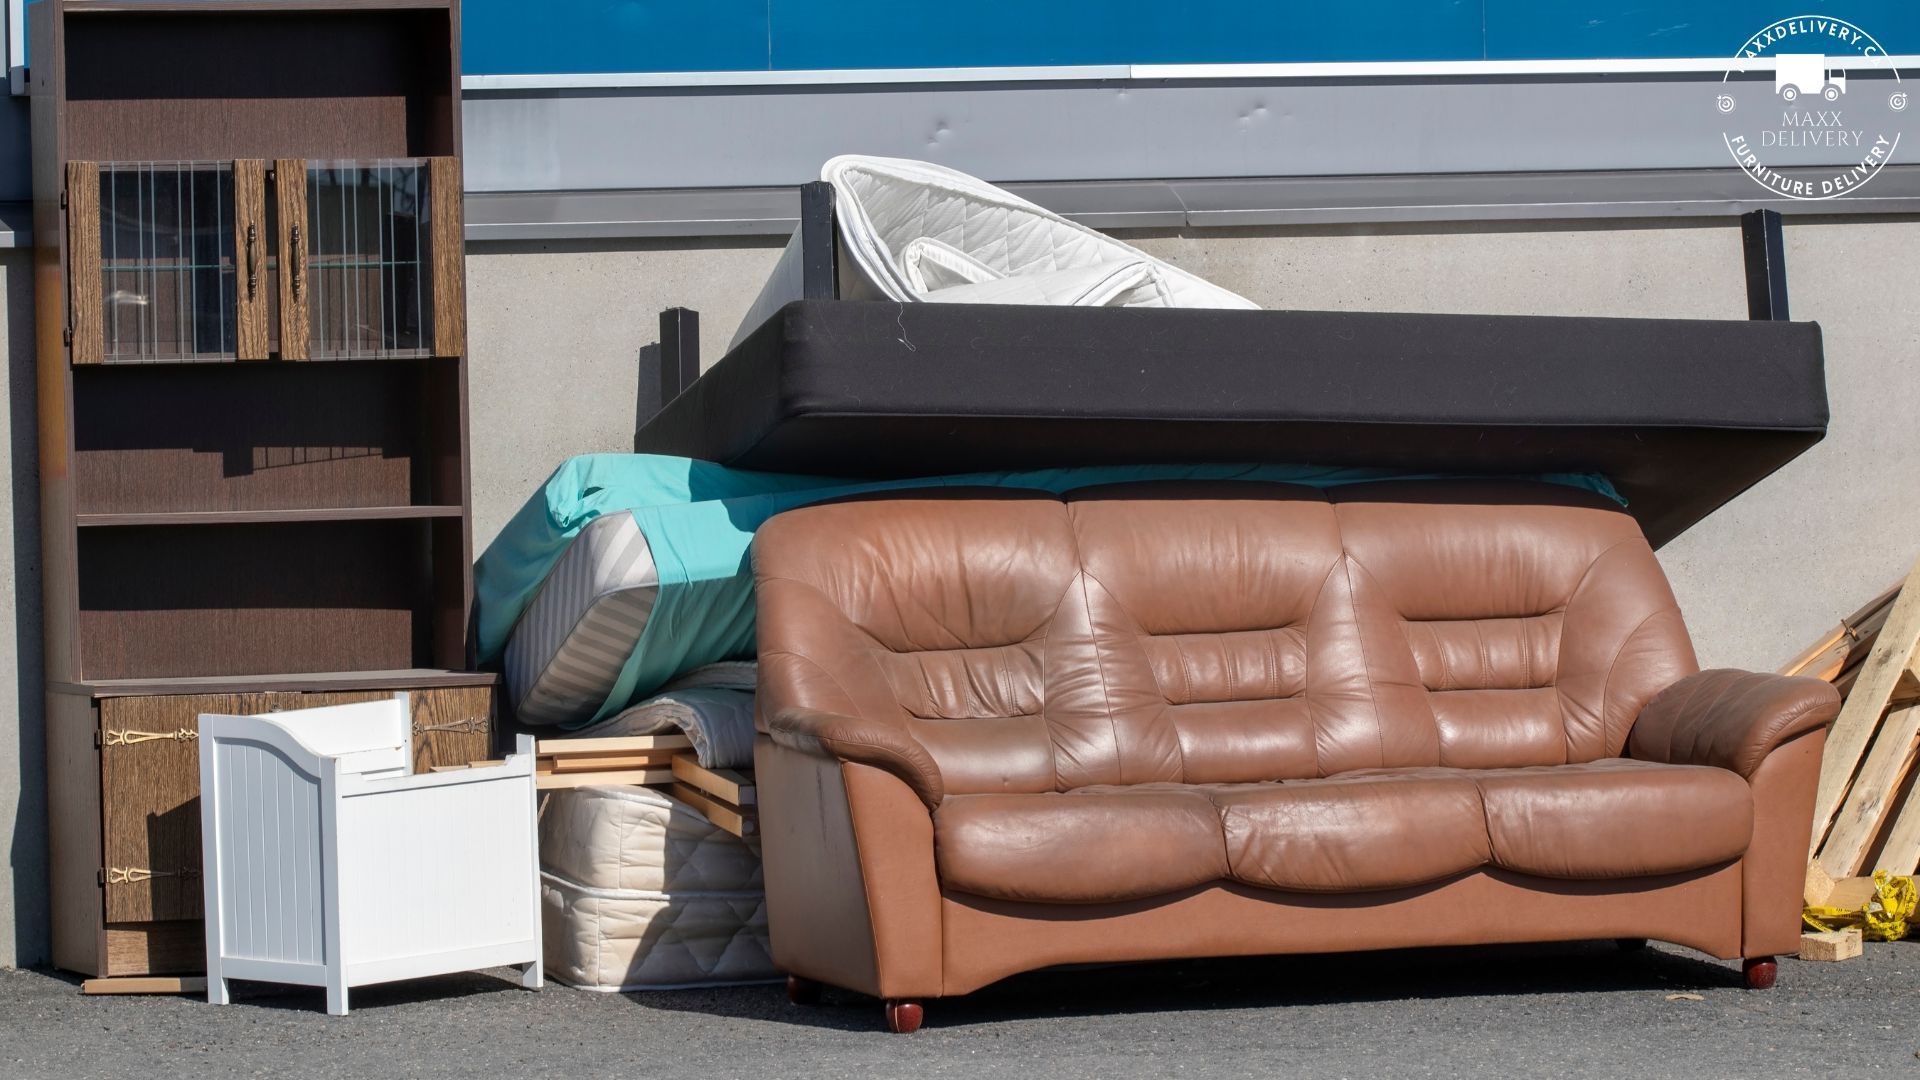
[104,866,199,885]
[102,728,198,746]
[245,223,258,299]
[290,225,303,301]
[413,717,486,736]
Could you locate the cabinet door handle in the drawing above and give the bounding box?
[290,225,303,301]
[246,223,258,300]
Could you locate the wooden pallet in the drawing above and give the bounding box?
[1796,557,1920,896]
[532,734,690,790]
[667,754,757,838]
[527,734,758,837]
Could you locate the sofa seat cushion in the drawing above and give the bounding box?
[1470,759,1753,879]
[934,785,1228,903]
[1209,772,1491,892]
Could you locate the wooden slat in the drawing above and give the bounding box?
[1812,558,1920,857]
[427,156,465,356]
[1856,689,1920,875]
[66,161,104,364]
[273,159,309,360]
[82,976,207,996]
[667,782,757,839]
[1820,700,1920,877]
[534,734,691,755]
[671,754,756,807]
[232,159,269,359]
[543,750,679,773]
[534,767,673,790]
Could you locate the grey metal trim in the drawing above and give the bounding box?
[462,74,1914,194]
[463,167,1920,244]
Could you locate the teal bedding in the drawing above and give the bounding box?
[477,454,1620,726]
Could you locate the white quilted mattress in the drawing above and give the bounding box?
[539,784,775,991]
[505,510,659,727]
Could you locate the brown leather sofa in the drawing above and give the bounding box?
[751,480,1840,1032]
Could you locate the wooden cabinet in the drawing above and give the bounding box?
[55,683,496,977]
[32,1,487,980]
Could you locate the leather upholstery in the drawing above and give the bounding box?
[1471,760,1752,878]
[1213,772,1489,892]
[935,786,1229,903]
[751,480,1837,998]
[1628,668,1841,778]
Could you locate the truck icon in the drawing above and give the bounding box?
[1775,54,1847,102]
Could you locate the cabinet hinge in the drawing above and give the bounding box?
[62,326,73,346]
[59,190,66,210]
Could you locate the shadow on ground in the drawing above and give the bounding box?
[629,940,1745,1032]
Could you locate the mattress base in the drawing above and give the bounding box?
[541,873,776,992]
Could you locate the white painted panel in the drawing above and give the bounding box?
[212,740,323,964]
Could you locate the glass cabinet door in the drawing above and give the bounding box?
[278,157,465,360]
[66,160,270,363]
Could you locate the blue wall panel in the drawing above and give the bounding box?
[456,1,1920,76]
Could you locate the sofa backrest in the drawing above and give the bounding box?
[752,480,1698,794]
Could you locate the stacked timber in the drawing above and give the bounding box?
[1790,558,1920,929]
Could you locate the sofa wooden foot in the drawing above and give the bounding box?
[884,999,924,1034]
[786,975,823,1006]
[1743,956,1778,989]
[1615,938,1648,952]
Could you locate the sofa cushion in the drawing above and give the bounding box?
[1210,772,1490,892]
[1472,759,1752,879]
[934,786,1228,903]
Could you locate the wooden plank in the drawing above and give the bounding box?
[232,159,269,359]
[272,159,309,360]
[1798,929,1863,962]
[65,161,103,364]
[1805,860,1836,907]
[82,976,208,996]
[543,750,679,773]
[534,735,691,755]
[671,754,756,807]
[1820,702,1920,877]
[427,156,465,356]
[1861,692,1920,875]
[667,782,757,839]
[1823,876,1883,911]
[1812,558,1920,858]
[533,767,673,791]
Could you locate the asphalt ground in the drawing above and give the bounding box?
[2,939,1913,1079]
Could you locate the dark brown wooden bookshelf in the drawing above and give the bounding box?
[31,0,493,979]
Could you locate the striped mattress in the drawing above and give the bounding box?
[505,510,660,727]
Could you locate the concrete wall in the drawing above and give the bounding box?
[1,216,1915,965]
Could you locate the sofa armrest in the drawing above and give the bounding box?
[1628,669,1840,779]
[764,706,946,807]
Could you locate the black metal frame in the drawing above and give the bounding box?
[1741,209,1789,321]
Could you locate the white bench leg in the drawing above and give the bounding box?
[326,980,349,1017]
[207,975,230,1006]
[519,960,543,990]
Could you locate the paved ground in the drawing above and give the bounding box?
[1,940,1913,1079]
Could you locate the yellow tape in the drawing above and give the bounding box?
[1803,870,1918,942]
